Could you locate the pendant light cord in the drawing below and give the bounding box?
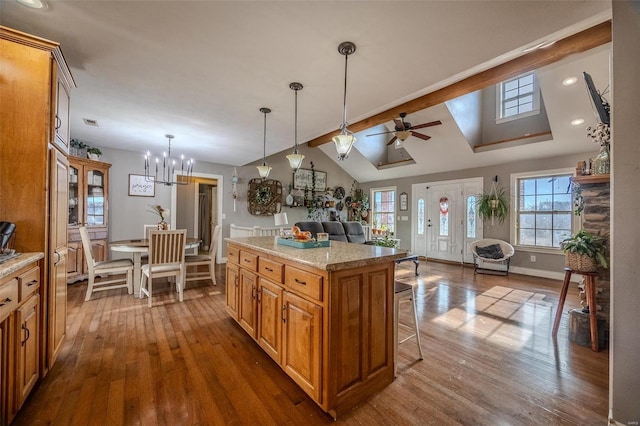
[294,88,299,152]
[341,52,349,129]
[262,110,267,164]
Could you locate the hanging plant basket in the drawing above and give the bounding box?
[476,181,509,225]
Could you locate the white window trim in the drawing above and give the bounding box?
[509,167,578,254]
[370,186,397,231]
[496,71,541,124]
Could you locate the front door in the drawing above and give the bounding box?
[412,178,482,263]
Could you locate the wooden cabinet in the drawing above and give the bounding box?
[0,257,43,425]
[0,26,74,423]
[225,263,239,320]
[15,294,39,410]
[281,290,322,401]
[67,156,111,283]
[226,240,395,419]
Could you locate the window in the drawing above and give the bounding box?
[466,195,477,239]
[496,71,540,123]
[371,187,396,234]
[512,170,574,249]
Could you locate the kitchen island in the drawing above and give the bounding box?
[225,236,407,419]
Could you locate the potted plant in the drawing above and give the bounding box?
[561,229,608,272]
[87,147,102,160]
[476,185,509,225]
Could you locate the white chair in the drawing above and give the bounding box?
[140,229,187,307]
[185,225,220,286]
[79,226,133,301]
[394,281,423,377]
[141,224,157,264]
[470,238,515,276]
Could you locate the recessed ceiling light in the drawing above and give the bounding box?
[571,118,585,126]
[16,0,47,9]
[563,77,578,86]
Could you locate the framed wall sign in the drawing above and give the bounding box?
[293,168,327,192]
[399,192,408,211]
[128,174,155,197]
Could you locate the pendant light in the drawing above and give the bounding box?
[286,82,305,171]
[332,41,357,160]
[256,107,272,178]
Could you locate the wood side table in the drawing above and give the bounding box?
[552,268,600,352]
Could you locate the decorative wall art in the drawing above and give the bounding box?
[293,168,327,192]
[247,178,283,216]
[400,192,408,211]
[128,174,155,197]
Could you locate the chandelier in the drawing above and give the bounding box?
[332,41,357,161]
[257,107,272,178]
[286,82,305,171]
[144,134,194,186]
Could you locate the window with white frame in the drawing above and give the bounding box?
[512,170,574,249]
[371,187,396,234]
[496,71,540,123]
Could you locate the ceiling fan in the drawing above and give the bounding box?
[366,112,442,146]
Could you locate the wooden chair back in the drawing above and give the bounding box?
[143,224,157,239]
[79,226,96,270]
[148,229,187,267]
[209,225,221,258]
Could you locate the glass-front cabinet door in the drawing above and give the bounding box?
[86,169,105,226]
[68,165,80,226]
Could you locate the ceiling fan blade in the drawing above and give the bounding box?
[386,135,398,146]
[366,130,396,137]
[410,120,442,130]
[393,118,405,130]
[411,132,431,141]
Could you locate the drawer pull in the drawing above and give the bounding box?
[294,278,307,286]
[282,304,287,323]
[265,267,274,272]
[0,297,11,307]
[21,324,30,346]
[26,280,38,287]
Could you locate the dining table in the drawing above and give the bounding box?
[109,237,200,297]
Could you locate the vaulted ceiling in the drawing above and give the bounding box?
[1,1,612,182]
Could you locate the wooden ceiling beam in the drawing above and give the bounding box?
[307,21,611,148]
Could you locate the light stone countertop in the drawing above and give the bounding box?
[226,236,407,272]
[0,252,44,279]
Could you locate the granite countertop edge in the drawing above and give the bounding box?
[0,252,44,279]
[226,236,407,272]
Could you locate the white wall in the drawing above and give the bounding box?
[610,1,640,423]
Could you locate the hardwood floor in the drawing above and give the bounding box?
[14,261,608,425]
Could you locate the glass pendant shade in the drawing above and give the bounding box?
[257,164,272,178]
[396,130,412,141]
[332,132,356,160]
[286,152,305,170]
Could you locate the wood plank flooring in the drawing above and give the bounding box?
[14,261,608,425]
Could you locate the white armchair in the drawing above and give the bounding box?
[470,239,515,276]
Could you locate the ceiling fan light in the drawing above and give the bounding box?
[332,133,356,160]
[257,164,272,178]
[286,152,305,171]
[396,130,411,141]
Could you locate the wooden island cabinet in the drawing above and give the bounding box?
[226,237,405,419]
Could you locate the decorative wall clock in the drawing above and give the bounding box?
[247,178,282,216]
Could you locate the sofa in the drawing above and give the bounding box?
[294,221,367,243]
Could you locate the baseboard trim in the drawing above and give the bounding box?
[510,266,581,282]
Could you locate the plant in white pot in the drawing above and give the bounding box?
[561,229,608,272]
[87,147,102,160]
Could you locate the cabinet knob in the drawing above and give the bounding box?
[0,297,11,307]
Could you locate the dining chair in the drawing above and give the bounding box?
[140,224,156,264]
[185,225,219,286]
[79,226,133,301]
[140,229,187,307]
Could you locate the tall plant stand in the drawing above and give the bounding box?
[552,268,599,352]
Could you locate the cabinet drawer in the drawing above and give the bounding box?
[227,245,240,264]
[285,266,323,302]
[18,267,40,301]
[259,258,284,284]
[239,251,258,272]
[0,278,19,322]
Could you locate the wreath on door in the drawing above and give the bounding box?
[439,197,449,215]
